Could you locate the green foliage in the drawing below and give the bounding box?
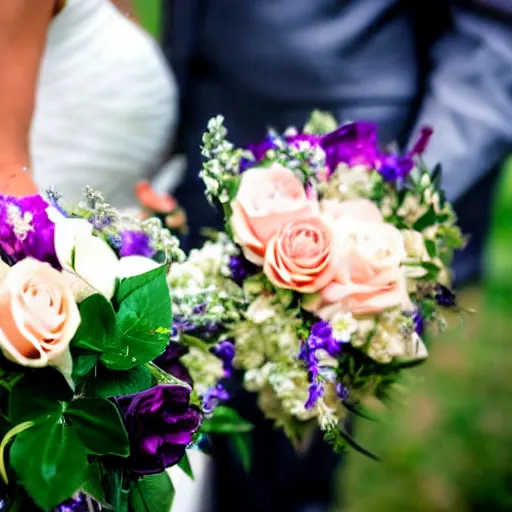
[201,406,253,434]
[129,472,175,512]
[90,366,154,399]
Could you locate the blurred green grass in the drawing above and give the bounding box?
[133,0,161,38]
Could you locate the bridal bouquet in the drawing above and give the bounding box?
[0,188,241,511]
[178,112,467,455]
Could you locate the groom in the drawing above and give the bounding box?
[163,0,512,510]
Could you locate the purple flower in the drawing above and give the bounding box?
[240,135,278,171]
[228,254,258,284]
[154,341,193,385]
[410,126,433,156]
[377,154,414,182]
[435,284,456,307]
[120,230,155,258]
[412,309,425,336]
[299,321,345,409]
[55,494,101,512]
[286,133,321,148]
[0,194,59,268]
[305,382,325,409]
[202,383,230,414]
[336,383,349,402]
[114,385,202,476]
[213,340,235,377]
[320,122,380,174]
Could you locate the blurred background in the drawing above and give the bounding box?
[135,1,512,510]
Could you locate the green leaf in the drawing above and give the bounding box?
[8,368,72,424]
[177,452,194,480]
[101,268,171,370]
[91,366,154,399]
[130,472,175,512]
[413,206,437,232]
[230,433,252,472]
[115,266,165,306]
[425,239,437,259]
[201,406,253,434]
[338,428,380,462]
[82,461,106,505]
[65,398,129,457]
[10,414,88,510]
[71,350,99,380]
[72,293,116,352]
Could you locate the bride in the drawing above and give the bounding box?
[0,0,178,209]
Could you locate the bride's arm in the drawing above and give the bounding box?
[0,0,56,196]
[110,0,139,22]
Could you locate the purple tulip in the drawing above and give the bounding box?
[154,341,193,385]
[114,385,202,476]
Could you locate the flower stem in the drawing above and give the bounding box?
[0,421,34,484]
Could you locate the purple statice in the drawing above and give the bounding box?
[299,321,346,409]
[55,494,101,512]
[412,309,425,336]
[228,253,258,285]
[0,194,59,268]
[435,284,456,307]
[305,381,325,410]
[212,340,235,377]
[335,383,349,402]
[286,133,321,148]
[154,340,192,385]
[320,121,380,175]
[120,230,156,258]
[202,383,230,414]
[114,385,202,475]
[240,135,278,171]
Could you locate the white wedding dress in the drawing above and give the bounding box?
[31,0,178,208]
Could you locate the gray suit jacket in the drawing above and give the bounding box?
[164,0,512,281]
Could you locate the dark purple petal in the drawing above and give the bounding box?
[335,383,349,402]
[228,254,259,284]
[412,309,425,336]
[114,385,202,475]
[154,341,193,385]
[213,340,235,377]
[410,126,433,156]
[320,122,380,174]
[435,284,456,307]
[120,230,155,258]
[377,154,414,182]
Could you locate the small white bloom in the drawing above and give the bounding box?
[331,312,357,342]
[246,295,277,324]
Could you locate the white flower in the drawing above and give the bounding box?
[54,217,118,300]
[118,256,161,279]
[330,312,357,342]
[246,295,277,324]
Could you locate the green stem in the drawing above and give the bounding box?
[0,421,34,484]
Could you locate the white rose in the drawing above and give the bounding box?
[54,218,119,301]
[118,255,161,279]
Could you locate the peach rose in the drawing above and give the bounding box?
[264,216,336,293]
[321,198,383,223]
[306,219,412,318]
[231,163,315,265]
[0,258,80,368]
